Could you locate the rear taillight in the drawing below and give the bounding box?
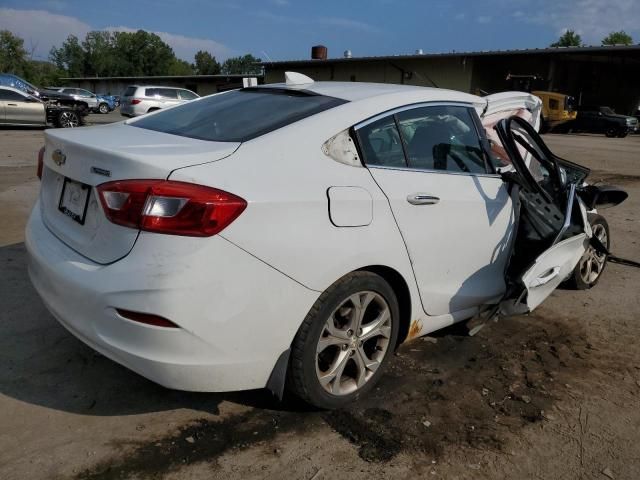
[130,99,142,105]
[37,146,45,180]
[97,180,247,237]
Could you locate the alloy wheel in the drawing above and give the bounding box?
[99,103,109,114]
[579,223,608,284]
[315,291,392,396]
[59,111,79,128]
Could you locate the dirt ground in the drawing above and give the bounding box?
[1,117,639,480]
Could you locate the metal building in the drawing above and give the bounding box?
[262,45,640,115]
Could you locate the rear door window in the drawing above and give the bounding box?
[131,88,347,142]
[396,106,487,174]
[145,88,178,99]
[356,105,488,174]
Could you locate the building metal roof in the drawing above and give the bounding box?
[259,44,640,66]
[60,74,264,81]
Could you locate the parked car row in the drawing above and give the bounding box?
[0,74,89,128]
[0,73,204,128]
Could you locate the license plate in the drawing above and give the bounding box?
[58,178,91,224]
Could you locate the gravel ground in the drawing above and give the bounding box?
[1,119,639,480]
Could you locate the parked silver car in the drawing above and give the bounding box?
[120,85,199,117]
[47,87,101,112]
[0,86,86,127]
[0,86,45,125]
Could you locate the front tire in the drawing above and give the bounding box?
[605,127,617,138]
[565,214,609,290]
[98,103,109,114]
[288,272,400,409]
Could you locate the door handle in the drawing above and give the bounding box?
[529,266,560,287]
[7,103,18,106]
[407,194,440,205]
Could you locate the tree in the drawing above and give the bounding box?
[168,58,194,76]
[24,60,66,87]
[111,30,176,76]
[221,54,262,75]
[602,31,633,46]
[82,31,117,76]
[0,30,28,75]
[550,30,583,47]
[49,35,86,77]
[193,50,220,75]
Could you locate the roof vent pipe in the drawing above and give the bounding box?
[344,49,352,58]
[311,45,328,60]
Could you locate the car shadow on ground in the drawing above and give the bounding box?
[0,242,311,418]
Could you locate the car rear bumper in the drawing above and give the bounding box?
[26,201,318,392]
[120,102,150,117]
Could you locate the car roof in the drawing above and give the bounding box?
[253,81,483,104]
[136,85,189,90]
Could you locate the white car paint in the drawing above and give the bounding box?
[25,79,584,393]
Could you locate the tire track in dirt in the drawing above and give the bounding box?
[75,314,592,479]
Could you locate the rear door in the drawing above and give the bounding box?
[495,116,590,314]
[357,103,515,316]
[158,88,180,107]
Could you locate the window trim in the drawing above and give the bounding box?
[354,101,500,178]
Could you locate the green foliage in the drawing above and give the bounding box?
[82,31,117,76]
[601,31,633,46]
[221,54,262,75]
[49,35,85,77]
[4,29,260,84]
[0,30,29,75]
[193,50,220,75]
[168,58,194,76]
[24,60,66,87]
[550,30,583,47]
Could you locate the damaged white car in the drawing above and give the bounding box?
[26,73,627,409]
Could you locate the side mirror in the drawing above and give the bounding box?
[578,185,628,210]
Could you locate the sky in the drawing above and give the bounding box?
[0,0,639,63]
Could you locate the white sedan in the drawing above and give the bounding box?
[26,73,624,408]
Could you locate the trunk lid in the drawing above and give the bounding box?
[39,123,239,264]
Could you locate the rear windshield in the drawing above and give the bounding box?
[131,88,348,142]
[123,86,136,97]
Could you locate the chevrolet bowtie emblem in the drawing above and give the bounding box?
[52,149,66,166]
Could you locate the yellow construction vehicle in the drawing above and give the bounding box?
[532,91,577,132]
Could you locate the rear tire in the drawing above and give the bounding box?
[288,272,400,409]
[147,107,160,113]
[57,110,80,128]
[565,213,609,290]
